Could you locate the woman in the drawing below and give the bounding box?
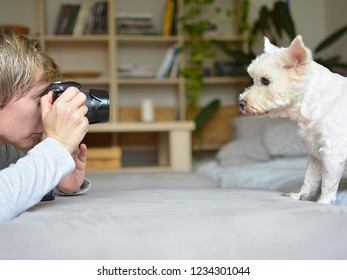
[0,28,90,222]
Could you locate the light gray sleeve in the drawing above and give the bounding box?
[0,138,75,223]
[0,143,91,197]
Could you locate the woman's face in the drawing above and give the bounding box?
[0,80,49,151]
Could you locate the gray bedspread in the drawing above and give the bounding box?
[1,172,347,260]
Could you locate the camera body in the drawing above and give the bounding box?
[50,81,110,124]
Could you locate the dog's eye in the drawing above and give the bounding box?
[261,77,270,86]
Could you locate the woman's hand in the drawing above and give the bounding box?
[56,143,87,194]
[40,87,89,154]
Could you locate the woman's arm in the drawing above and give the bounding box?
[0,138,75,223]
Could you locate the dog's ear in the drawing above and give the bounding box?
[264,37,278,53]
[282,35,312,70]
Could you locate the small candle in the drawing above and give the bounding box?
[141,99,154,123]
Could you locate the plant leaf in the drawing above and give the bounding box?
[271,8,283,38]
[314,24,347,54]
[238,0,250,33]
[273,1,296,39]
[214,41,254,65]
[194,99,221,131]
[257,6,270,35]
[331,62,347,70]
[316,57,347,70]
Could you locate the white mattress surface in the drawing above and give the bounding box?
[0,173,347,260]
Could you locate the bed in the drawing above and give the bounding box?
[1,117,347,260]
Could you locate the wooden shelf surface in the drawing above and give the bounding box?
[88,121,195,133]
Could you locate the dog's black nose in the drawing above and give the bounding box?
[239,99,247,110]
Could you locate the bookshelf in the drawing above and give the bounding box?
[0,0,248,171]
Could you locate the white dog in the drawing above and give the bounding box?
[238,35,347,204]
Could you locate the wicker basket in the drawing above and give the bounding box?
[187,105,240,147]
[118,107,175,147]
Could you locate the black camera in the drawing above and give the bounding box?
[41,81,109,202]
[50,81,110,124]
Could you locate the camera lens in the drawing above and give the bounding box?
[85,89,109,124]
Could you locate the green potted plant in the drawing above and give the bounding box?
[180,0,228,108]
[180,0,238,139]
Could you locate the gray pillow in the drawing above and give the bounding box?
[233,116,286,140]
[263,121,307,157]
[217,136,270,166]
[217,116,306,167]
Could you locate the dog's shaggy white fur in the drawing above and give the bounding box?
[239,35,347,204]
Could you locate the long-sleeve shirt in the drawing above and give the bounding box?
[0,138,90,222]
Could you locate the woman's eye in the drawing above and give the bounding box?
[261,77,270,86]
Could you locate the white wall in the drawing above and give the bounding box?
[249,0,347,61]
[292,0,347,61]
[290,0,326,48]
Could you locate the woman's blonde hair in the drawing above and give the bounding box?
[0,28,61,108]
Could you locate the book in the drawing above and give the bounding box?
[93,1,106,34]
[118,64,154,78]
[83,1,108,34]
[116,13,156,35]
[169,54,181,78]
[53,4,70,34]
[64,4,80,34]
[73,3,91,35]
[171,0,178,35]
[53,4,81,35]
[116,12,153,20]
[155,43,179,79]
[162,0,175,36]
[53,2,108,35]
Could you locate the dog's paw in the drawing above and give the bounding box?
[283,192,310,201]
[317,196,336,205]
